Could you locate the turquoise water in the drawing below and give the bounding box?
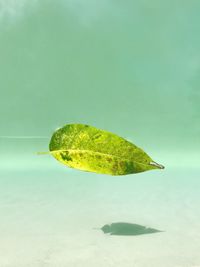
[0,1,200,266]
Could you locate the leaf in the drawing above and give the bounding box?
[101,222,162,236]
[49,124,164,175]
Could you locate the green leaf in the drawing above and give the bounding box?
[100,222,162,236]
[49,124,164,175]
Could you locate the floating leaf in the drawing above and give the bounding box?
[48,124,164,175]
[100,222,162,236]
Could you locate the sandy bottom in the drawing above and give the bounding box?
[0,158,200,267]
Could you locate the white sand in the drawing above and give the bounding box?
[0,157,200,267]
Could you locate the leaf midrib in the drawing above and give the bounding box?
[50,148,154,168]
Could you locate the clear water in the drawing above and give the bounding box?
[0,1,200,266]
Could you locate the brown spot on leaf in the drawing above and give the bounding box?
[61,152,72,161]
[107,157,112,163]
[120,161,125,168]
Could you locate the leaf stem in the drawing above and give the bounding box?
[37,151,50,155]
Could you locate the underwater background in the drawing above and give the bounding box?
[0,0,200,266]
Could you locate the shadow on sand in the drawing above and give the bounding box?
[99,222,162,236]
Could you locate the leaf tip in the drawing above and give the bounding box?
[150,161,165,169]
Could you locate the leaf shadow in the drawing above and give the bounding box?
[99,222,163,236]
